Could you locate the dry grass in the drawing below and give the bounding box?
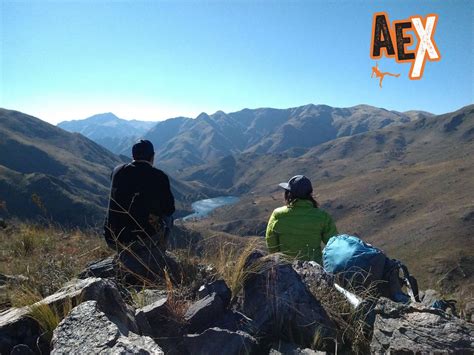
[308,271,380,354]
[27,296,74,344]
[0,222,110,310]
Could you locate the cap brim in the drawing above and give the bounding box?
[278,182,290,190]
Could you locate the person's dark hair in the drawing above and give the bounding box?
[132,139,155,161]
[284,190,319,208]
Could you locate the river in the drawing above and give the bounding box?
[182,196,240,221]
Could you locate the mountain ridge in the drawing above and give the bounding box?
[58,113,158,154]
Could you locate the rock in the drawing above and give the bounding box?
[418,289,441,307]
[240,253,336,351]
[135,289,168,307]
[185,292,225,333]
[197,279,232,307]
[463,300,474,323]
[136,297,169,336]
[180,327,259,355]
[135,296,187,339]
[0,219,6,229]
[109,332,164,353]
[292,261,334,292]
[0,277,136,354]
[213,310,255,334]
[0,274,28,286]
[117,248,182,286]
[370,297,474,354]
[51,300,163,354]
[78,256,117,279]
[269,341,327,354]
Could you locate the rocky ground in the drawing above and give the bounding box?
[1,250,473,354]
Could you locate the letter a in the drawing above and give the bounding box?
[371,13,396,58]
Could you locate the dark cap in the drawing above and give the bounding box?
[132,139,155,160]
[278,175,313,198]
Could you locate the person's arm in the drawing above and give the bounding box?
[321,212,338,244]
[160,174,175,217]
[265,212,280,253]
[150,171,175,218]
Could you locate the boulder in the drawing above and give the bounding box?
[292,261,334,292]
[0,277,136,354]
[370,297,474,354]
[180,327,259,355]
[240,252,336,351]
[212,310,255,334]
[51,300,162,354]
[197,279,232,307]
[78,257,117,279]
[136,297,180,337]
[185,292,225,333]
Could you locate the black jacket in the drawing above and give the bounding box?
[103,161,175,246]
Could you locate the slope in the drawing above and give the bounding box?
[179,105,474,293]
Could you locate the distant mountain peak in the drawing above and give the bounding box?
[196,112,211,120]
[86,112,120,123]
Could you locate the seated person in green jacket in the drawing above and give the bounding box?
[265,175,338,264]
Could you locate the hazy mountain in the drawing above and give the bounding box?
[0,109,127,225]
[139,104,419,170]
[0,109,199,225]
[180,104,474,293]
[58,113,157,154]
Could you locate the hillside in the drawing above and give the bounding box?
[179,105,474,294]
[58,113,157,154]
[0,109,198,225]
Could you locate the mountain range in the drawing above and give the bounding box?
[1,103,472,294]
[140,105,434,170]
[180,104,474,294]
[58,113,157,154]
[57,105,434,172]
[0,110,197,225]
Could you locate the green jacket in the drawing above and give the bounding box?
[265,199,338,264]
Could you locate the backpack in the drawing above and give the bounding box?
[323,234,420,303]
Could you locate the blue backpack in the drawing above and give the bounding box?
[323,234,419,303]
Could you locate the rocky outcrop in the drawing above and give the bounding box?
[2,255,473,354]
[370,297,474,354]
[135,297,185,339]
[185,292,226,333]
[240,251,337,351]
[0,278,135,354]
[51,300,162,354]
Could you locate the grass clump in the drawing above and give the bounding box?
[309,271,379,354]
[0,221,110,310]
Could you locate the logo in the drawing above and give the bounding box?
[370,12,441,86]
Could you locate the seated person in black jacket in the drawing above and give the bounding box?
[103,139,176,284]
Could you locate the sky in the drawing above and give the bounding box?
[1,0,473,124]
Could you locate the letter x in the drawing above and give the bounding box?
[410,15,440,79]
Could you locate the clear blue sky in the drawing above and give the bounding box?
[1,0,473,124]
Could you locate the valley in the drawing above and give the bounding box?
[0,103,472,296]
